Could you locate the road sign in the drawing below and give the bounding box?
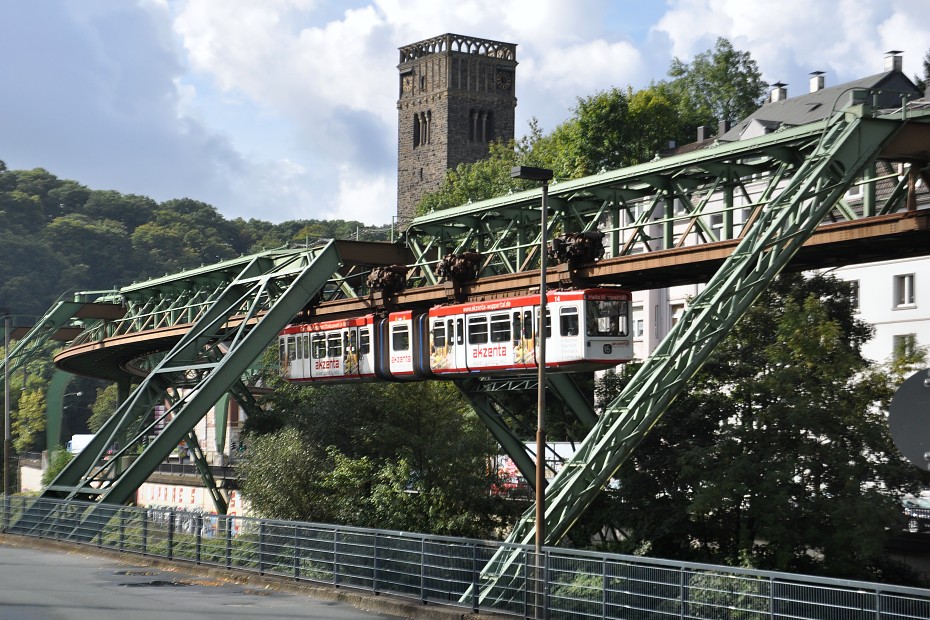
[890,368,930,470]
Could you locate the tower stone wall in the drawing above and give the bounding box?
[397,34,517,228]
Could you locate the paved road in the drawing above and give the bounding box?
[0,542,401,620]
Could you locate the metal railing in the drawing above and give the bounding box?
[3,495,929,619]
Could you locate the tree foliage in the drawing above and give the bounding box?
[668,36,767,126]
[596,273,926,583]
[239,378,512,537]
[88,383,119,433]
[0,164,391,317]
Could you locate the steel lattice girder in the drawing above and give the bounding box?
[472,107,910,603]
[406,106,924,286]
[17,243,341,538]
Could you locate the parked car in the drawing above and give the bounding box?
[902,496,930,533]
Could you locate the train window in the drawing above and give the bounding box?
[523,311,533,339]
[287,336,297,361]
[279,339,286,364]
[303,334,310,359]
[586,300,629,337]
[327,333,342,357]
[468,316,489,344]
[360,329,371,354]
[345,331,356,353]
[560,306,580,336]
[433,320,446,347]
[311,334,326,359]
[456,319,464,345]
[490,314,510,342]
[392,324,410,351]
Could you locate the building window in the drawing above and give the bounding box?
[893,334,918,361]
[632,305,644,338]
[469,109,494,143]
[413,110,431,148]
[670,303,685,327]
[894,274,915,308]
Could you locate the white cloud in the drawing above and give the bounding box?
[2,0,925,228]
[655,0,928,93]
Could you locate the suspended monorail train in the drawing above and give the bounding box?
[279,288,633,383]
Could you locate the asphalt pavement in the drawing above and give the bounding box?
[0,539,403,620]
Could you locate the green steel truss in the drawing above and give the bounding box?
[18,243,341,536]
[472,105,913,602]
[405,103,927,286]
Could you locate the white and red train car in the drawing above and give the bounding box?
[279,288,633,383]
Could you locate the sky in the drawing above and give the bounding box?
[1,1,927,227]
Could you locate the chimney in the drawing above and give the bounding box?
[809,71,825,93]
[697,125,710,141]
[770,82,788,102]
[884,50,903,72]
[718,119,731,136]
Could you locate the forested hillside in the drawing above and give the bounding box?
[0,160,389,318]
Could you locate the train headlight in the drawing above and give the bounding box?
[603,344,612,354]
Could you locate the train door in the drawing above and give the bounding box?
[388,313,415,378]
[534,306,552,367]
[358,324,374,377]
[309,332,328,379]
[281,334,297,380]
[299,332,312,378]
[556,303,583,363]
[428,316,453,373]
[453,317,466,371]
[512,309,534,368]
[342,328,360,378]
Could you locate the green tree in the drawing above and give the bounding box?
[600,273,924,583]
[914,48,929,93]
[88,383,119,433]
[416,140,522,216]
[667,36,767,127]
[42,449,74,486]
[240,379,507,537]
[13,388,46,452]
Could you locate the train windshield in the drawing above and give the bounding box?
[585,299,629,337]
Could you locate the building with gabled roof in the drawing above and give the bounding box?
[638,51,928,366]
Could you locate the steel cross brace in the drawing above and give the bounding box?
[16,243,341,539]
[471,109,906,603]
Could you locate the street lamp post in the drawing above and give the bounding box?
[2,308,10,524]
[510,166,553,615]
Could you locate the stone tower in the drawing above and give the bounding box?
[396,34,517,228]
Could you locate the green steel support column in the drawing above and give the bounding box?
[472,110,904,603]
[862,163,876,217]
[117,378,131,406]
[184,430,227,515]
[546,374,597,429]
[27,244,340,523]
[91,245,341,508]
[44,370,75,452]
[663,194,675,248]
[454,379,537,486]
[214,393,231,454]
